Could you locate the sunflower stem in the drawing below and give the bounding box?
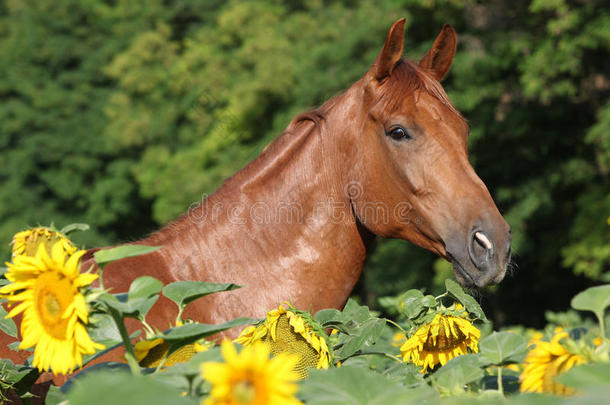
[98,267,105,291]
[107,307,140,375]
[341,351,403,364]
[175,304,185,326]
[385,318,406,333]
[497,366,504,397]
[598,314,607,341]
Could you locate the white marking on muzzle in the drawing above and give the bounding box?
[475,232,493,250]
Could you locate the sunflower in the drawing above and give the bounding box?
[201,340,302,405]
[10,227,77,259]
[520,328,585,395]
[134,337,212,368]
[0,242,103,374]
[400,312,481,373]
[235,304,331,378]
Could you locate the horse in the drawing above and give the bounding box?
[1,19,511,381]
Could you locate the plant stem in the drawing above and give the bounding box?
[108,308,140,375]
[98,267,104,291]
[175,303,185,326]
[341,351,403,364]
[497,366,504,397]
[385,318,406,333]
[597,310,607,341]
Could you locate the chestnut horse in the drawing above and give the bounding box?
[1,19,511,373]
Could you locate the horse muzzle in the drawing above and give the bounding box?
[446,224,512,288]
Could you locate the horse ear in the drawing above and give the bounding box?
[374,18,406,81]
[419,24,457,81]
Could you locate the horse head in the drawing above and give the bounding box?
[338,19,511,288]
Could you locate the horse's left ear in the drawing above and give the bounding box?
[419,24,457,81]
[374,18,406,81]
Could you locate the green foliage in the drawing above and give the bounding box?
[478,332,528,365]
[0,300,17,338]
[162,281,241,313]
[299,366,438,405]
[66,370,197,405]
[571,284,610,337]
[93,245,161,269]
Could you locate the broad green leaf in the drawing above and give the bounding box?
[557,363,610,390]
[432,354,485,394]
[315,299,376,334]
[445,279,487,321]
[44,385,66,405]
[478,331,527,365]
[299,366,438,405]
[98,292,159,319]
[422,295,437,307]
[571,284,610,327]
[337,318,386,359]
[399,289,426,319]
[162,281,241,309]
[66,370,197,405]
[128,276,163,301]
[59,223,90,235]
[94,245,161,268]
[315,308,342,327]
[163,317,253,343]
[0,304,18,338]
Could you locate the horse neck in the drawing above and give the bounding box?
[142,89,373,294]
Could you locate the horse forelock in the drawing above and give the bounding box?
[375,60,465,124]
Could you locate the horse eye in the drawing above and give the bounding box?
[387,126,410,141]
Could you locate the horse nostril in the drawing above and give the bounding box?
[469,230,493,271]
[474,232,492,250]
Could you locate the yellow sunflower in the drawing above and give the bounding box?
[0,242,104,374]
[400,312,481,373]
[520,328,585,395]
[235,304,331,377]
[134,337,212,368]
[201,340,302,405]
[10,227,77,259]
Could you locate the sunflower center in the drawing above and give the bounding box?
[34,272,74,340]
[263,314,318,378]
[423,319,466,351]
[233,380,256,404]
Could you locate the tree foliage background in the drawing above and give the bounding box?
[0,0,608,328]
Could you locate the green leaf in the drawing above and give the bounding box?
[299,366,438,405]
[163,317,253,343]
[315,299,376,332]
[162,281,241,309]
[432,354,486,394]
[66,370,197,405]
[0,305,18,338]
[128,276,163,301]
[59,223,90,235]
[98,293,158,319]
[557,363,610,390]
[94,245,161,268]
[399,290,426,319]
[44,385,66,405]
[445,279,487,321]
[97,276,162,319]
[478,331,528,365]
[571,284,610,327]
[337,318,386,359]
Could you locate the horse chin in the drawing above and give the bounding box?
[451,259,476,288]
